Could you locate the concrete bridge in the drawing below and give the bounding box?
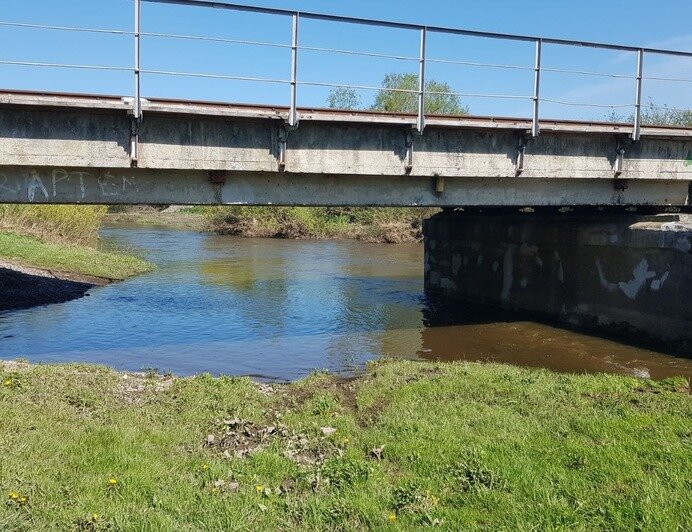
[0,0,690,354]
[0,91,691,208]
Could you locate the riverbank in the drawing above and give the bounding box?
[104,209,204,231]
[204,206,438,243]
[105,206,438,243]
[0,232,151,311]
[1,359,689,529]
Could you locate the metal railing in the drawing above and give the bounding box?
[1,0,691,146]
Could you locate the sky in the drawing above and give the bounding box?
[1,0,690,120]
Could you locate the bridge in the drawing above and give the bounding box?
[0,90,691,207]
[0,0,691,207]
[0,1,690,353]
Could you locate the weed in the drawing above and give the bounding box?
[320,457,372,490]
[450,457,508,493]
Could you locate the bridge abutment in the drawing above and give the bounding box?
[423,211,692,355]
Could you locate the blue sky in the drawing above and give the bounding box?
[1,0,690,120]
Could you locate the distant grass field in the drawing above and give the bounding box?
[0,232,151,280]
[1,359,689,530]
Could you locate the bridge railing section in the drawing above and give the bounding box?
[0,0,690,142]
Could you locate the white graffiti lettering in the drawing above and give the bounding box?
[52,169,89,200]
[27,171,49,202]
[97,172,135,197]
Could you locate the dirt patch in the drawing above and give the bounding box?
[0,359,31,372]
[274,375,389,429]
[204,417,344,467]
[280,376,359,415]
[113,371,176,405]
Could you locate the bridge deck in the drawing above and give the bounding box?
[2,89,691,139]
[0,90,690,208]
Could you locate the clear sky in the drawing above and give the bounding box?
[1,0,690,120]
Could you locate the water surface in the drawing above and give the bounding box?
[1,225,689,381]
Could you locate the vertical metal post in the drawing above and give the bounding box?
[289,12,299,128]
[417,27,427,134]
[531,38,542,138]
[632,48,644,142]
[132,0,142,162]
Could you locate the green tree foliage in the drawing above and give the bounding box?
[326,72,469,115]
[326,87,362,110]
[371,73,469,115]
[607,98,692,127]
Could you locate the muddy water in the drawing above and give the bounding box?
[0,225,690,381]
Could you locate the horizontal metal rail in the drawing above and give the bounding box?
[0,21,133,35]
[0,0,689,143]
[299,45,417,62]
[141,31,290,49]
[541,98,634,109]
[142,0,692,57]
[426,57,532,70]
[142,68,289,85]
[644,75,692,84]
[0,59,132,72]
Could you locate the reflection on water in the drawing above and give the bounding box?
[0,225,689,381]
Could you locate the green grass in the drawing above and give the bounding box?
[0,205,107,246]
[0,232,151,280]
[203,206,440,243]
[1,359,689,530]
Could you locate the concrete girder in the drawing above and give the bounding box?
[0,166,689,207]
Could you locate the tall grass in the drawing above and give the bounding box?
[0,205,107,246]
[203,206,439,243]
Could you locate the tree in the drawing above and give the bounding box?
[326,87,362,110]
[606,98,692,127]
[370,73,469,115]
[326,72,469,115]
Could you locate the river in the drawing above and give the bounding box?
[1,224,690,381]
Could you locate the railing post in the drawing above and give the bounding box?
[288,12,299,128]
[132,0,142,163]
[632,48,643,142]
[531,38,541,138]
[416,26,427,134]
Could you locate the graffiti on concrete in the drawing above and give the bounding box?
[97,172,135,198]
[19,168,136,202]
[51,169,88,200]
[27,171,49,202]
[595,257,670,299]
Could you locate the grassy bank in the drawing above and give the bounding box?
[0,232,151,281]
[0,205,107,247]
[1,359,689,530]
[0,206,150,280]
[202,207,439,243]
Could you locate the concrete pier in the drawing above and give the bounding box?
[423,211,692,354]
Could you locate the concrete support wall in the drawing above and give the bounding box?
[424,212,692,354]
